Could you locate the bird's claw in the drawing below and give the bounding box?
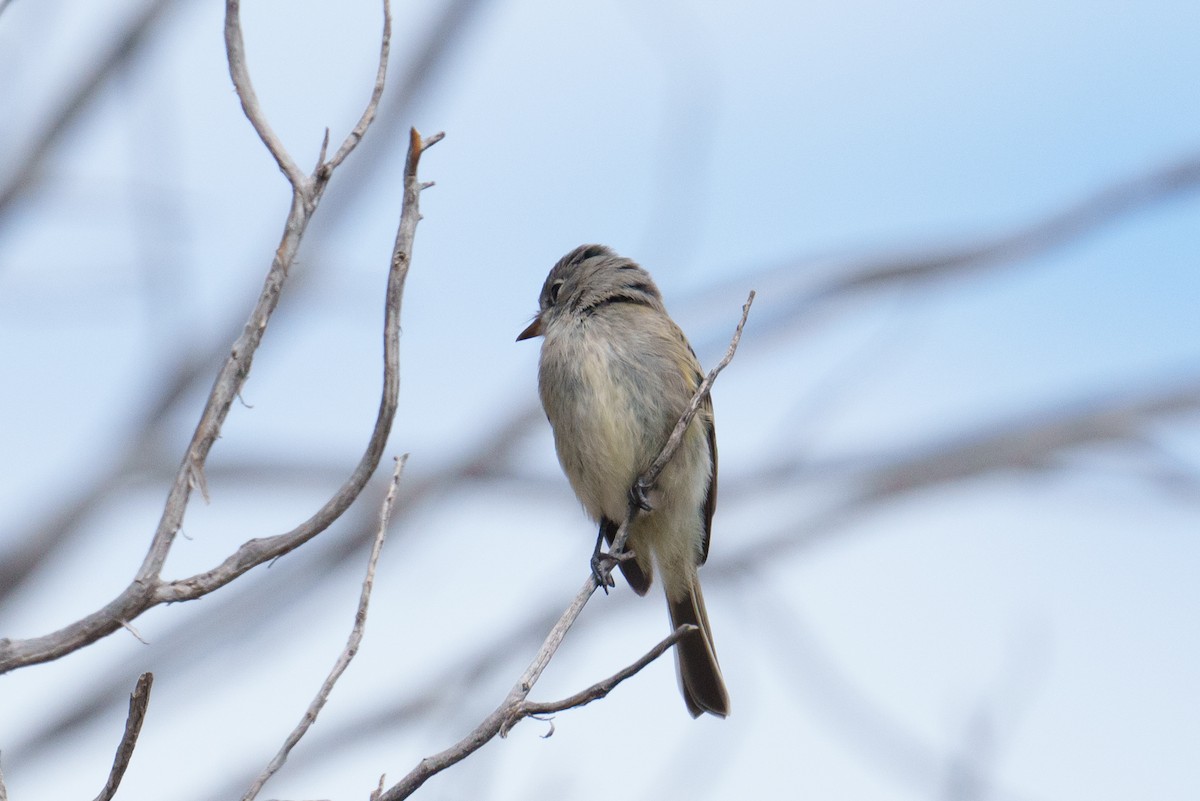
[590,551,618,593]
[590,548,639,594]
[630,480,654,512]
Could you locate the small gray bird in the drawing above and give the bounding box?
[517,244,730,718]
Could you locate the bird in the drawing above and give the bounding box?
[517,244,730,718]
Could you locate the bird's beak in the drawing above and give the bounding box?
[516,316,543,341]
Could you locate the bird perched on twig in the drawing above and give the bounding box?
[518,244,730,718]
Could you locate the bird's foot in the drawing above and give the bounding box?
[590,551,617,593]
[630,480,655,512]
[590,548,636,593]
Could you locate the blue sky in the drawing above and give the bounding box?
[1,1,1198,799]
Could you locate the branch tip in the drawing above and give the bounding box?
[315,127,331,174]
[93,672,154,801]
[421,130,446,151]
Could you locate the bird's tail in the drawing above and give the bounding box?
[667,579,730,718]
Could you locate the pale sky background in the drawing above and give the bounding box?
[1,1,1198,800]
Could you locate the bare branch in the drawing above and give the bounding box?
[242,456,408,801]
[378,292,754,801]
[509,624,698,728]
[223,0,308,192]
[155,132,441,604]
[322,0,393,175]
[375,573,603,800]
[0,54,439,672]
[93,672,154,801]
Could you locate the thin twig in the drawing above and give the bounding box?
[378,293,754,801]
[322,0,393,175]
[93,673,154,801]
[242,456,408,801]
[641,291,755,492]
[223,0,308,192]
[613,289,755,560]
[117,619,148,645]
[506,624,698,730]
[308,0,487,234]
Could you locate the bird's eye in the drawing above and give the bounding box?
[547,279,564,304]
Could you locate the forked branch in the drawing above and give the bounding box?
[0,2,439,675]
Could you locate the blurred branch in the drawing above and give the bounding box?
[725,370,1200,572]
[0,0,176,226]
[861,373,1200,498]
[93,673,154,801]
[242,456,407,801]
[9,141,1191,614]
[6,409,543,774]
[821,154,1200,299]
[378,291,753,800]
[0,11,439,675]
[753,587,1041,801]
[712,151,1200,352]
[940,706,997,801]
[377,581,593,799]
[0,269,340,603]
[310,0,489,235]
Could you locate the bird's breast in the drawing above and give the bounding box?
[538,319,662,522]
